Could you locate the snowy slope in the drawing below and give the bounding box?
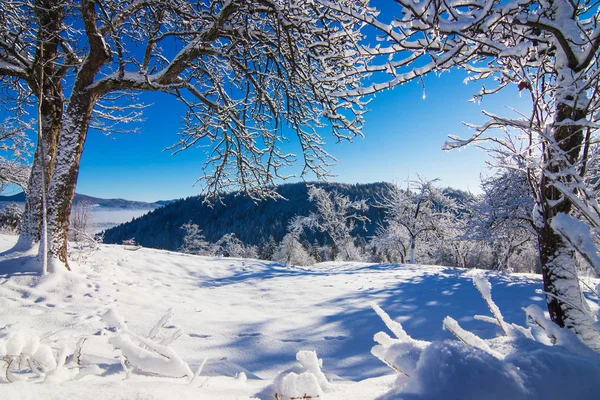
[0,234,596,399]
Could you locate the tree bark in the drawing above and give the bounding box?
[408,236,415,264]
[538,98,600,348]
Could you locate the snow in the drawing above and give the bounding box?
[0,234,598,398]
[262,350,331,399]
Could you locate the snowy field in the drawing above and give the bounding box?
[0,234,599,399]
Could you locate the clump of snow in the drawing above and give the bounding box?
[267,350,330,399]
[235,371,247,383]
[442,316,504,359]
[382,337,600,400]
[102,308,126,330]
[109,334,193,378]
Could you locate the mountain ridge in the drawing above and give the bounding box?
[0,192,175,210]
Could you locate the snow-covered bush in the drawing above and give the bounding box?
[372,272,600,398]
[265,350,330,400]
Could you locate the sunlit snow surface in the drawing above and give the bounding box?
[0,234,596,399]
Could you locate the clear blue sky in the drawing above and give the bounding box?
[73,69,530,202]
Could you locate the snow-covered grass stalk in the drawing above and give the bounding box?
[102,308,194,379]
[370,304,429,377]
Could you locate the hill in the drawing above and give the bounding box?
[102,182,395,249]
[0,192,168,210]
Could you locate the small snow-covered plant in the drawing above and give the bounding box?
[102,308,202,380]
[0,324,100,383]
[269,350,329,400]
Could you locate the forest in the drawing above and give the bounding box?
[102,178,540,273]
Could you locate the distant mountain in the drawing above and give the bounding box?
[102,182,396,250]
[0,192,165,210]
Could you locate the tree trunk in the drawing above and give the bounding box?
[42,91,96,271]
[17,0,63,250]
[18,103,61,248]
[38,0,110,271]
[538,98,600,348]
[408,236,415,264]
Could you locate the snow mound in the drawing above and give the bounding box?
[381,338,600,400]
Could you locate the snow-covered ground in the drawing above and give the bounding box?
[0,234,598,399]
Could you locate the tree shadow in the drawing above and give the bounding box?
[0,252,42,278]
[189,265,544,383]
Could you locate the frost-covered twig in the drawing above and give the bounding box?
[443,317,504,359]
[189,358,208,386]
[470,273,510,336]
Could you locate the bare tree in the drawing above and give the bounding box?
[69,201,93,244]
[327,0,600,348]
[0,0,370,271]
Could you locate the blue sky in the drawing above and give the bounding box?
[72,69,530,202]
[1,1,531,203]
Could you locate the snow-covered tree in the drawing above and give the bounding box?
[0,203,23,233]
[377,179,456,265]
[294,185,369,261]
[327,0,600,347]
[370,223,409,264]
[215,233,257,259]
[273,232,315,266]
[180,222,215,256]
[0,0,371,271]
[470,170,537,271]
